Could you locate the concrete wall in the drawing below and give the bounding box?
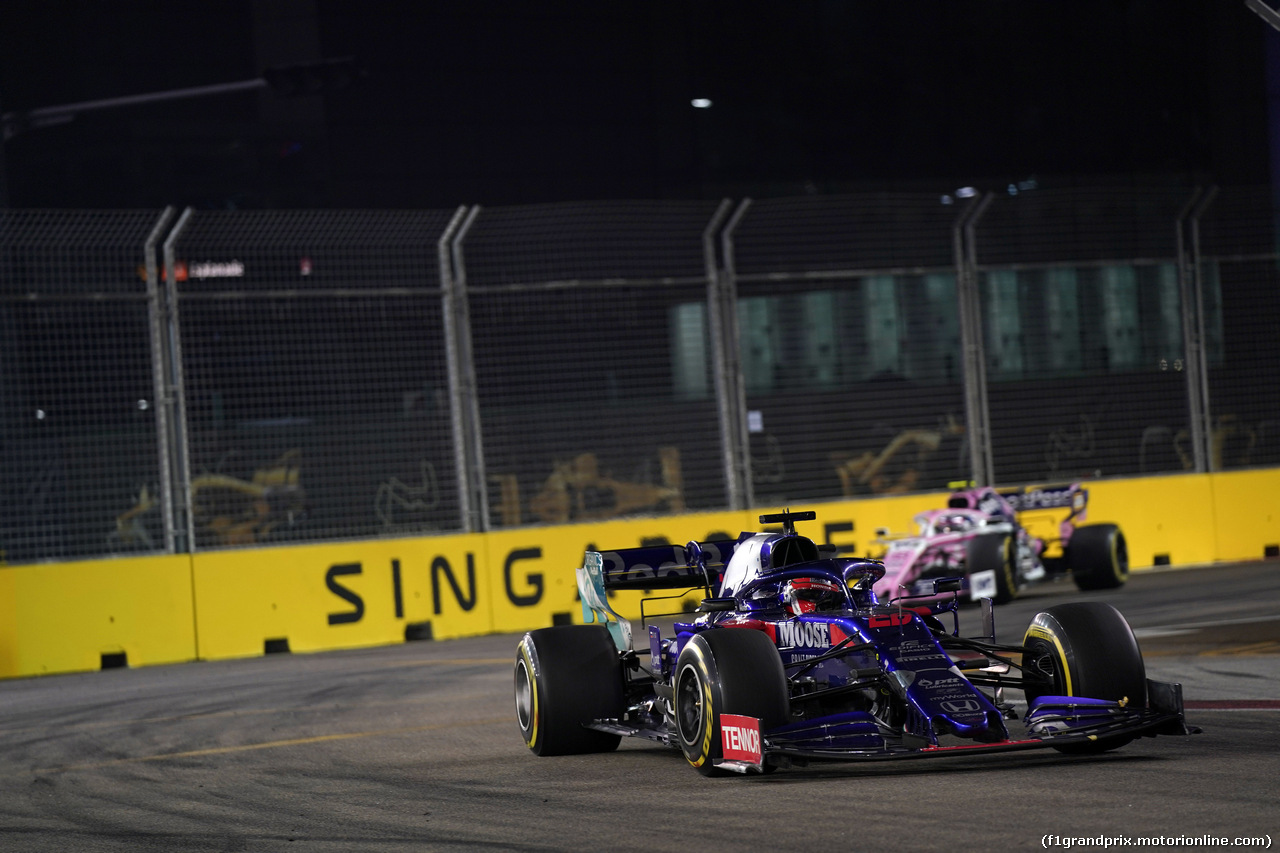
[3,470,1277,679]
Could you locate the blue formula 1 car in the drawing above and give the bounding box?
[514,510,1194,775]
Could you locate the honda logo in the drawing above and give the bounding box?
[941,699,982,714]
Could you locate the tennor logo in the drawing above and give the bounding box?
[720,714,762,764]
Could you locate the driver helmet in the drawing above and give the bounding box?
[782,577,845,616]
[936,514,973,534]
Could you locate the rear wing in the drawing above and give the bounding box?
[595,539,740,591]
[577,538,741,651]
[999,483,1088,519]
[949,481,1089,523]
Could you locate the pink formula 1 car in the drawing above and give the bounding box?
[872,483,1128,604]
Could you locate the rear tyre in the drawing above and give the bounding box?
[968,532,1018,603]
[1068,523,1129,591]
[514,625,624,756]
[674,628,788,776]
[1022,602,1146,754]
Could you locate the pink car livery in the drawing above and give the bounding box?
[873,483,1128,604]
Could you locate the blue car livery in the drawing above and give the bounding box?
[514,510,1193,775]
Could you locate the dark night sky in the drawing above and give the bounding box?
[0,1,1274,210]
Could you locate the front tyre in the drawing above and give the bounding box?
[1022,602,1146,754]
[968,532,1018,603]
[1067,523,1129,591]
[674,628,788,776]
[514,625,624,756]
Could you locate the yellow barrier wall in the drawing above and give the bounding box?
[3,469,1278,679]
[0,555,196,679]
[1208,469,1280,561]
[1077,473,1219,567]
[191,533,490,659]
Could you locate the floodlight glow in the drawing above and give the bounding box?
[691,98,712,108]
[956,186,977,199]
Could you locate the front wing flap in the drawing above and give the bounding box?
[755,678,1194,764]
[581,682,1195,767]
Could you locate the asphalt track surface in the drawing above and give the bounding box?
[1,562,1277,852]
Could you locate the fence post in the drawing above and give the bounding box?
[143,207,176,551]
[710,198,754,510]
[721,199,756,509]
[1179,186,1218,472]
[161,207,195,551]
[701,198,740,509]
[438,205,473,531]
[442,205,488,532]
[955,193,994,486]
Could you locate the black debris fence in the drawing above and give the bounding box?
[457,200,727,531]
[1,186,1276,564]
[0,209,171,563]
[970,186,1203,484]
[722,194,969,508]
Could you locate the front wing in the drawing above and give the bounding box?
[585,678,1196,771]
[757,678,1194,768]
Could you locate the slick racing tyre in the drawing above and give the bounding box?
[674,628,788,776]
[1022,602,1146,754]
[967,532,1018,604]
[1067,523,1129,591]
[514,625,624,756]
